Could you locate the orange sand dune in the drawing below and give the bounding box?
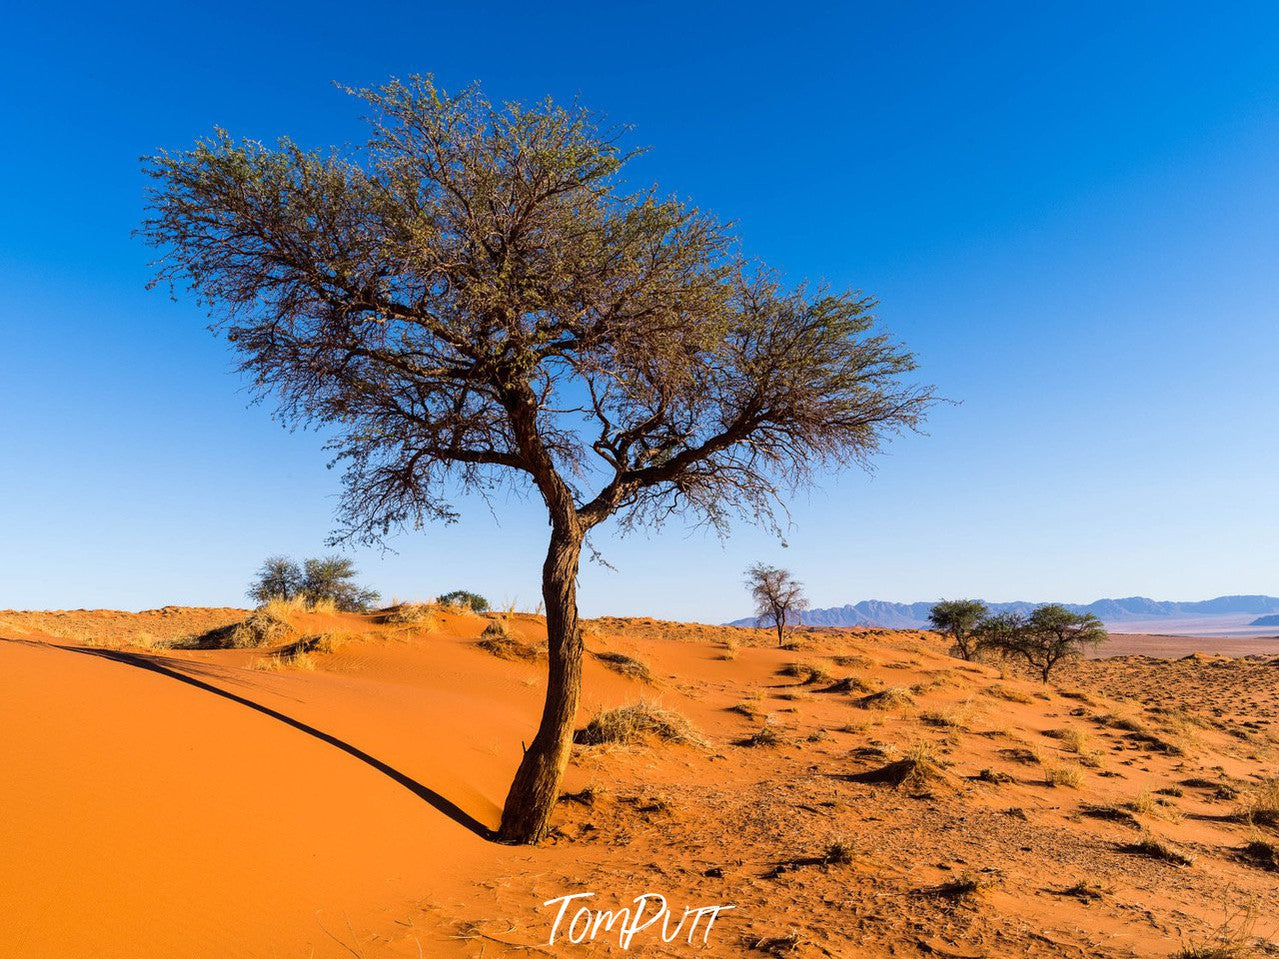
[2,608,1278,958]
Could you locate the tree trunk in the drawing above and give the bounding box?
[498,525,584,844]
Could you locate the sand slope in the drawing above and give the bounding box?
[2,608,1277,957]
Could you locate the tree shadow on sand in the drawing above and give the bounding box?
[5,638,496,841]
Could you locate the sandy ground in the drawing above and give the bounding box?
[1,608,1277,958]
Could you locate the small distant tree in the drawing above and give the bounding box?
[301,556,381,612]
[248,556,303,604]
[746,564,810,647]
[980,604,1107,683]
[438,590,490,613]
[928,599,988,661]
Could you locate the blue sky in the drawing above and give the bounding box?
[1,2,1276,620]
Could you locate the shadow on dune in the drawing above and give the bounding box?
[4,638,497,841]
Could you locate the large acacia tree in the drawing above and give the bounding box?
[140,76,934,844]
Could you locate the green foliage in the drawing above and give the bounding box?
[928,598,988,660]
[247,555,303,604]
[437,589,491,612]
[977,604,1107,683]
[247,554,378,612]
[301,556,380,612]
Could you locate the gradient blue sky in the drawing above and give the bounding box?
[2,2,1276,620]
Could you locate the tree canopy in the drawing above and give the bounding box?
[140,75,934,843]
[928,599,988,660]
[745,563,810,647]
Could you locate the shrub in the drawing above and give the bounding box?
[742,721,786,748]
[438,590,490,612]
[476,620,545,661]
[380,602,438,629]
[857,687,915,711]
[820,675,877,694]
[1125,833,1194,866]
[779,661,831,685]
[593,651,654,683]
[1238,777,1279,827]
[1241,837,1278,871]
[849,742,947,789]
[1044,764,1084,789]
[574,701,704,747]
[227,607,294,648]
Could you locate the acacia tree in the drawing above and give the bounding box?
[980,605,1107,683]
[248,555,303,603]
[928,598,988,660]
[140,76,933,844]
[746,563,810,647]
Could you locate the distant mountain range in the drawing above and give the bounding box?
[727,595,1279,630]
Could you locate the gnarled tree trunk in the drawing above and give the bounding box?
[497,524,584,843]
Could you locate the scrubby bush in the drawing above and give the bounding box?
[247,554,379,611]
[574,701,704,747]
[438,590,490,612]
[247,556,303,604]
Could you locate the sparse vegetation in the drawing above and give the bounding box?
[437,590,490,613]
[778,660,831,685]
[742,721,786,748]
[1125,833,1194,866]
[857,686,915,711]
[1241,837,1278,871]
[247,555,379,612]
[1044,764,1084,788]
[746,564,810,648]
[850,742,947,789]
[1237,777,1279,828]
[574,701,704,747]
[928,598,988,661]
[380,602,438,628]
[978,605,1107,683]
[476,620,545,662]
[592,650,654,683]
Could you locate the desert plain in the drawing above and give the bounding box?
[2,604,1278,958]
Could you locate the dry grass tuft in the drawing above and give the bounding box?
[1125,832,1194,866]
[919,871,997,902]
[592,650,654,683]
[983,684,1032,703]
[857,686,915,711]
[1059,880,1111,901]
[251,649,316,671]
[833,653,876,669]
[850,742,947,789]
[1236,777,1279,828]
[823,836,856,865]
[778,661,832,685]
[1044,764,1084,789]
[742,721,786,748]
[574,701,704,747]
[379,602,438,629]
[476,620,546,661]
[820,675,877,694]
[1241,837,1278,871]
[227,607,294,649]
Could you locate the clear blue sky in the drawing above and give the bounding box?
[2,2,1276,621]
